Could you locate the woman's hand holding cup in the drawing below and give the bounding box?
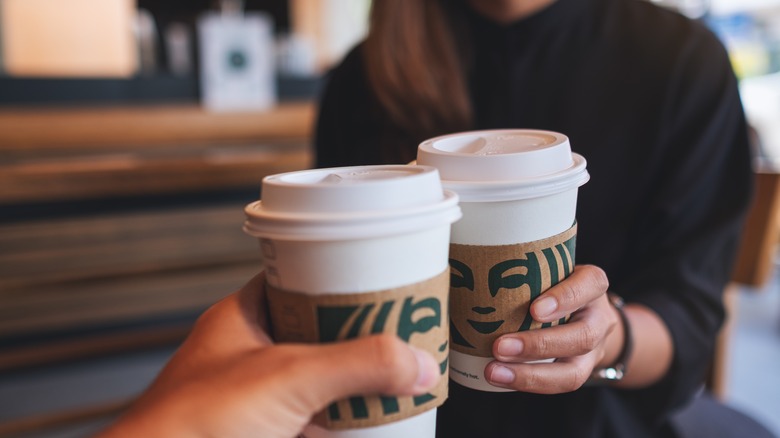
[485,265,621,393]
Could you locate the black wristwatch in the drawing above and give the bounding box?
[591,293,633,381]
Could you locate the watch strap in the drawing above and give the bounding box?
[591,293,633,381]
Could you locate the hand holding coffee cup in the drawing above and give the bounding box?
[96,273,444,438]
[417,130,593,392]
[243,165,461,437]
[485,264,613,393]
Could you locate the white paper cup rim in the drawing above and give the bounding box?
[417,129,589,202]
[243,165,462,241]
[441,154,589,202]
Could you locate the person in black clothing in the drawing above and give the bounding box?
[94,1,773,437]
[315,0,774,437]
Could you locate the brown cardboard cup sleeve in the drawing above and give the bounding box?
[266,269,449,430]
[449,223,577,357]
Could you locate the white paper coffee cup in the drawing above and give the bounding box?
[417,130,589,392]
[243,165,462,437]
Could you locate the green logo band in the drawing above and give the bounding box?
[449,223,577,357]
[266,270,450,429]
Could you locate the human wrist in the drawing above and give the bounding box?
[592,293,633,381]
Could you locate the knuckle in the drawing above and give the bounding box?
[193,295,237,330]
[578,324,600,352]
[192,303,222,333]
[367,334,413,391]
[585,265,610,292]
[567,367,588,392]
[523,368,542,390]
[609,302,622,328]
[369,334,404,368]
[558,282,580,307]
[531,334,552,357]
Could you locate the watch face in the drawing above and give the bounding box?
[603,367,622,380]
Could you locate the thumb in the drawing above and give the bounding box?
[285,334,441,412]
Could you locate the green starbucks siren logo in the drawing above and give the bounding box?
[266,270,450,428]
[449,225,577,356]
[318,296,446,421]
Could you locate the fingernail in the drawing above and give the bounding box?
[410,346,440,393]
[534,296,558,318]
[497,338,523,356]
[488,365,515,384]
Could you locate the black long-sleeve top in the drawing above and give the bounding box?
[314,0,753,436]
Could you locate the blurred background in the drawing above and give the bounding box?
[0,0,778,436]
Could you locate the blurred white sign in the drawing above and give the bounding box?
[198,12,276,112]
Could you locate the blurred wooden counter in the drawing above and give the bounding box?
[0,102,313,150]
[0,102,315,371]
[0,102,315,203]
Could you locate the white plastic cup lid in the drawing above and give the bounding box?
[417,129,589,202]
[243,165,462,241]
